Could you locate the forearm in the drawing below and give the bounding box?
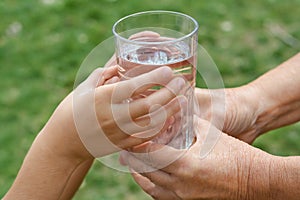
[59,159,94,199]
[246,153,300,200]
[269,156,300,199]
[249,52,300,134]
[3,129,94,200]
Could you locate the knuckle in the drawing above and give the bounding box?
[141,99,151,113]
[172,182,189,199]
[169,100,179,114]
[177,159,193,178]
[127,80,139,94]
[166,93,176,105]
[133,137,147,146]
[146,172,154,182]
[148,189,158,199]
[98,117,114,130]
[142,183,155,194]
[174,189,187,199]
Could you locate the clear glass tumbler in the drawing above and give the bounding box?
[113,10,198,149]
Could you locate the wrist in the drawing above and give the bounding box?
[246,79,277,132]
[42,94,94,162]
[246,54,300,133]
[4,132,93,200]
[226,85,262,141]
[248,79,300,135]
[39,126,94,165]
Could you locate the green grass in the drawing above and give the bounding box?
[1,0,300,199]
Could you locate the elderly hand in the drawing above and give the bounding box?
[196,53,300,144]
[122,116,273,200]
[195,86,261,144]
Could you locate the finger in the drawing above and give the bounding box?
[129,31,160,40]
[112,66,173,101]
[134,96,186,129]
[79,68,104,88]
[118,64,158,81]
[97,65,119,86]
[118,96,186,136]
[127,66,176,97]
[128,77,186,119]
[140,170,173,189]
[150,114,182,146]
[104,76,120,85]
[114,117,173,149]
[195,117,219,142]
[122,150,156,172]
[134,116,175,138]
[131,171,180,200]
[102,65,119,78]
[126,152,175,186]
[129,142,186,173]
[193,117,222,159]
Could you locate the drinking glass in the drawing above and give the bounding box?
[113,10,198,149]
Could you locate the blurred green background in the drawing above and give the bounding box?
[1,0,300,199]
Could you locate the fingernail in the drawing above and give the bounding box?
[175,77,185,89]
[178,96,188,106]
[160,66,172,78]
[168,116,175,125]
[167,125,173,132]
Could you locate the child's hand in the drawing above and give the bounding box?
[41,65,186,162]
[74,66,186,158]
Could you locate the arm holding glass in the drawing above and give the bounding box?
[127,53,300,199]
[196,52,300,143]
[3,66,185,200]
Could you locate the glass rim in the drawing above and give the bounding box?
[112,10,199,45]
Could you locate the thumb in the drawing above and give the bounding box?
[126,142,185,173]
[193,116,221,158]
[128,31,160,40]
[76,68,104,92]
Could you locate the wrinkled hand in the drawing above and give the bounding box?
[122,116,272,200]
[195,86,262,144]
